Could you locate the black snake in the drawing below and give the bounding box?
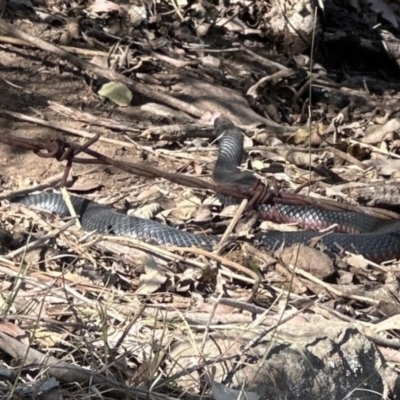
[11,118,400,263]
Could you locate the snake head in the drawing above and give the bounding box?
[214,117,236,136]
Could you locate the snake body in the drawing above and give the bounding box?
[12,118,400,263]
[17,193,216,249]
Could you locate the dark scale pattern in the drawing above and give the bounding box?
[257,204,394,234]
[255,229,400,264]
[17,193,215,250]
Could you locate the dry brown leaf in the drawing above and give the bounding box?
[136,186,160,201]
[46,271,95,287]
[87,0,127,17]
[219,204,240,218]
[201,55,221,68]
[378,346,400,364]
[279,149,321,168]
[346,254,369,270]
[129,203,162,219]
[289,125,323,146]
[0,322,29,345]
[363,118,400,144]
[69,180,102,192]
[364,159,400,176]
[127,4,146,27]
[167,194,202,221]
[192,207,212,223]
[34,328,66,347]
[337,271,354,285]
[277,244,335,280]
[193,161,203,176]
[259,220,299,232]
[135,255,167,295]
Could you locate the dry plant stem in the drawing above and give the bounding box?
[3,313,91,328]
[102,236,209,269]
[240,306,314,364]
[210,297,272,314]
[217,199,248,251]
[112,304,147,353]
[225,308,312,382]
[145,304,306,328]
[48,101,141,134]
[0,35,109,56]
[0,256,14,266]
[140,146,212,162]
[0,21,203,117]
[362,334,400,350]
[0,109,139,149]
[149,310,261,326]
[292,266,380,306]
[359,256,390,271]
[1,131,254,201]
[141,123,215,139]
[328,146,368,170]
[0,332,175,400]
[157,353,241,391]
[0,259,132,322]
[247,69,296,98]
[151,50,196,68]
[100,239,254,289]
[0,262,99,309]
[240,44,290,71]
[61,186,81,230]
[244,242,307,292]
[200,292,224,362]
[4,218,77,260]
[315,304,362,323]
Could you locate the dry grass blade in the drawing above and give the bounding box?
[217,199,248,251]
[0,331,177,399]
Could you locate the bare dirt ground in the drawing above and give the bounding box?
[0,43,158,184]
[2,0,400,399]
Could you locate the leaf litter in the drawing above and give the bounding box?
[1,0,400,398]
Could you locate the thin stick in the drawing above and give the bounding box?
[291,265,380,306]
[217,199,248,251]
[5,219,77,259]
[0,35,109,56]
[60,187,81,230]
